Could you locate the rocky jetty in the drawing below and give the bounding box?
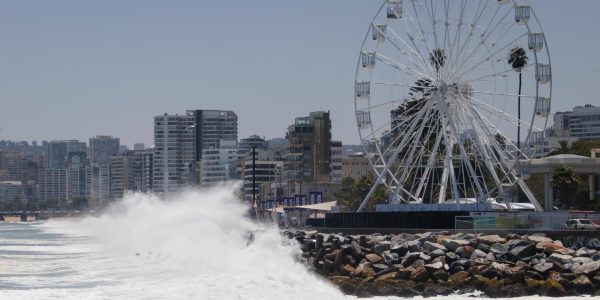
[283,230,600,297]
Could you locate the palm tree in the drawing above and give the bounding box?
[548,140,571,156]
[507,47,528,151]
[429,48,446,73]
[551,165,581,209]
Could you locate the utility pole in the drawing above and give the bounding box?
[252,146,257,220]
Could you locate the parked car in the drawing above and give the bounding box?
[564,219,600,230]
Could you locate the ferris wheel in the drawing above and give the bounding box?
[354,0,551,212]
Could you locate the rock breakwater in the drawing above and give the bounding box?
[283,230,600,297]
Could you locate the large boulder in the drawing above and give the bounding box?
[430,269,450,282]
[572,257,593,264]
[373,241,391,255]
[397,267,413,280]
[506,239,532,249]
[372,263,390,272]
[411,266,429,282]
[478,235,507,245]
[504,265,526,284]
[480,262,508,279]
[423,241,447,252]
[444,251,458,263]
[350,240,363,256]
[508,244,536,261]
[390,242,409,256]
[532,262,553,274]
[547,253,573,265]
[571,275,595,294]
[340,264,355,276]
[401,252,420,267]
[470,249,487,260]
[442,239,470,252]
[572,261,600,276]
[455,246,474,259]
[424,261,444,274]
[407,240,422,252]
[448,270,469,285]
[490,243,510,257]
[430,249,446,258]
[365,253,383,264]
[525,234,553,244]
[328,276,358,295]
[575,248,597,257]
[419,253,432,262]
[587,238,600,249]
[381,251,400,264]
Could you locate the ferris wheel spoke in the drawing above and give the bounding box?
[423,0,440,51]
[469,96,533,130]
[457,99,506,194]
[470,90,536,99]
[414,128,443,199]
[375,53,433,81]
[406,0,438,77]
[383,25,437,76]
[448,9,514,81]
[445,0,467,81]
[451,2,507,76]
[395,102,435,191]
[372,81,437,91]
[450,32,527,83]
[445,0,490,80]
[387,21,437,76]
[452,19,519,81]
[468,63,535,82]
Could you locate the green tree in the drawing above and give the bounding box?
[508,47,528,151]
[551,165,581,209]
[570,140,600,157]
[334,177,358,210]
[334,175,388,211]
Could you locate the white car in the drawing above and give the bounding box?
[564,219,600,230]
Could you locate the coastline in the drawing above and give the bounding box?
[284,230,600,297]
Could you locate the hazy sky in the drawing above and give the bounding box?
[0,1,599,147]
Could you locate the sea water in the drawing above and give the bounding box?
[0,184,588,299]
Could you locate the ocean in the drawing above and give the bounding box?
[0,186,588,299]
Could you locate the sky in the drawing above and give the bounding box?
[0,0,599,147]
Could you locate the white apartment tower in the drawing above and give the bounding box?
[187,110,238,161]
[153,113,195,194]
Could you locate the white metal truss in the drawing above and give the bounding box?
[354,0,552,212]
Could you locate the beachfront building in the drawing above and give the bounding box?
[0,181,25,205]
[199,140,244,188]
[283,111,332,195]
[153,113,195,194]
[46,140,87,169]
[89,135,120,165]
[553,105,600,140]
[341,152,374,180]
[187,110,238,161]
[242,159,283,202]
[86,164,110,207]
[36,168,68,207]
[330,141,343,183]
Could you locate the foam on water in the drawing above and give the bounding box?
[0,184,591,299]
[1,184,345,299]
